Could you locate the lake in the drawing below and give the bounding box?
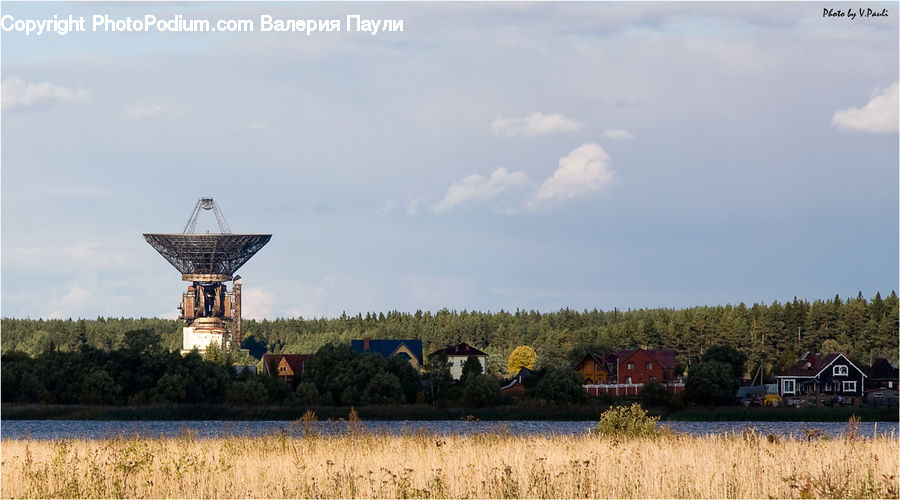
[1,419,896,440]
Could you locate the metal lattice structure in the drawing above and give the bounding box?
[143,233,271,281]
[183,197,232,234]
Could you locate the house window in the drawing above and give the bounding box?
[625,376,633,384]
[649,376,657,383]
[782,379,795,394]
[833,365,848,376]
[645,362,653,370]
[626,362,634,370]
[279,366,286,372]
[824,383,832,392]
[842,381,857,393]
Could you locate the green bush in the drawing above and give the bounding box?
[593,404,660,438]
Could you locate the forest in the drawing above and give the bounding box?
[2,292,897,379]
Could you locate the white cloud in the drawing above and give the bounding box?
[50,186,110,200]
[47,282,97,319]
[831,81,899,133]
[600,129,635,140]
[532,143,615,205]
[491,112,581,138]
[374,199,396,216]
[123,102,165,119]
[432,167,530,212]
[5,242,139,271]
[241,286,276,320]
[248,120,270,130]
[1,75,87,112]
[405,196,420,216]
[374,194,420,216]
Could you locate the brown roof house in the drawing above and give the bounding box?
[614,348,677,385]
[775,352,866,399]
[866,358,899,390]
[574,352,616,384]
[263,354,309,386]
[428,343,488,380]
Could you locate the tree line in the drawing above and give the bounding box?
[3,292,896,378]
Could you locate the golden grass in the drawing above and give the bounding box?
[1,427,897,499]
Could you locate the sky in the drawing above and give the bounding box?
[1,2,898,321]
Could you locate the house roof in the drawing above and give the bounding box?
[615,348,677,369]
[576,352,614,372]
[777,353,866,379]
[351,339,424,364]
[262,354,308,374]
[513,367,536,381]
[429,342,488,357]
[867,358,900,381]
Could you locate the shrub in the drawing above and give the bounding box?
[463,374,501,408]
[593,404,660,438]
[533,366,588,405]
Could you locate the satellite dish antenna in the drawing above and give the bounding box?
[183,197,231,234]
[144,198,271,353]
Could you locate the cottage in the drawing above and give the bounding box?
[866,358,899,390]
[351,337,424,372]
[615,348,677,385]
[428,343,488,380]
[865,388,899,407]
[775,352,866,399]
[581,348,684,396]
[500,367,536,400]
[574,352,615,384]
[262,354,308,385]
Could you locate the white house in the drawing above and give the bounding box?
[429,343,488,380]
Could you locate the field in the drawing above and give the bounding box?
[2,424,897,499]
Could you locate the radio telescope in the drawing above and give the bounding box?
[144,198,271,353]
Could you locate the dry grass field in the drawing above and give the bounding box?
[2,423,897,499]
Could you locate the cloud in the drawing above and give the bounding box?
[491,112,581,138]
[432,167,530,212]
[49,283,95,319]
[532,143,615,205]
[50,186,110,200]
[5,242,139,272]
[831,81,899,133]
[240,286,276,320]
[1,75,87,112]
[374,194,420,216]
[405,196,420,216]
[600,129,635,140]
[248,120,270,130]
[123,102,165,119]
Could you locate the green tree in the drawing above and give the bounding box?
[533,366,588,405]
[684,361,737,405]
[460,355,483,386]
[225,379,268,406]
[80,368,123,405]
[294,381,322,405]
[463,374,501,408]
[507,345,537,374]
[424,354,453,405]
[641,381,671,408]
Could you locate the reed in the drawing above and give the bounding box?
[2,428,897,498]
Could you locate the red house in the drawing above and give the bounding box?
[262,354,309,385]
[615,348,677,385]
[582,348,683,397]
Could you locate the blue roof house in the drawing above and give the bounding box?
[351,337,424,372]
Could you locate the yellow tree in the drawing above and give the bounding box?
[507,345,537,374]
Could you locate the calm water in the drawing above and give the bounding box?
[1,419,896,440]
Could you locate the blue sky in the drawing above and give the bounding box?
[2,2,897,320]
